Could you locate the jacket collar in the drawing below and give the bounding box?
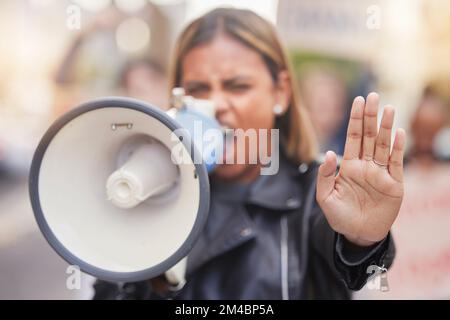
[207,151,308,211]
[245,155,305,211]
[186,152,314,277]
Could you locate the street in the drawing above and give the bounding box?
[0,175,93,299]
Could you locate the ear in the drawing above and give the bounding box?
[274,70,292,115]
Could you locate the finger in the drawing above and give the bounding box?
[388,128,406,182]
[343,96,365,160]
[362,92,379,160]
[374,105,395,166]
[316,151,337,203]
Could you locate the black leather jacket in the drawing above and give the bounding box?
[93,154,395,300]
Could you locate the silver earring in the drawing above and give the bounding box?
[273,104,283,115]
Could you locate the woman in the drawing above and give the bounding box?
[94,8,405,300]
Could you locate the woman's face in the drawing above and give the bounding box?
[180,34,290,182]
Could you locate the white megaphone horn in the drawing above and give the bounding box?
[29,88,222,284]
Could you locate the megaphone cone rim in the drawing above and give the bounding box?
[29,97,210,282]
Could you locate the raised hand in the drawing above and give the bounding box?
[316,92,406,247]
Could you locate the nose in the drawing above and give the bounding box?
[210,91,231,119]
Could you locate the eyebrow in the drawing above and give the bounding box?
[183,81,209,90]
[184,76,254,88]
[223,76,253,86]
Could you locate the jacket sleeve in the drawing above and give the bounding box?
[92,280,157,300]
[92,276,177,300]
[310,203,396,291]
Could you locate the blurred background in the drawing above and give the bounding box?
[1,0,450,299]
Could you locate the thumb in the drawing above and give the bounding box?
[316,151,337,203]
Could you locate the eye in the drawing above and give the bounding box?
[186,87,204,94]
[185,84,210,97]
[228,83,251,92]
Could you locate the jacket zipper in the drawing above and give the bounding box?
[280,215,289,300]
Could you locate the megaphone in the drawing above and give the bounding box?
[29,89,222,283]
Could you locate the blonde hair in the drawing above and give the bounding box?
[169,8,318,164]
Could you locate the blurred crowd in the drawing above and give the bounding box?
[1,0,450,299]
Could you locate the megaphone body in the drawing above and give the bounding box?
[29,91,221,283]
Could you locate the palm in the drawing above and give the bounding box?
[316,93,406,246]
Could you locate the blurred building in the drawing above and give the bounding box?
[277,0,450,133]
[1,0,450,300]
